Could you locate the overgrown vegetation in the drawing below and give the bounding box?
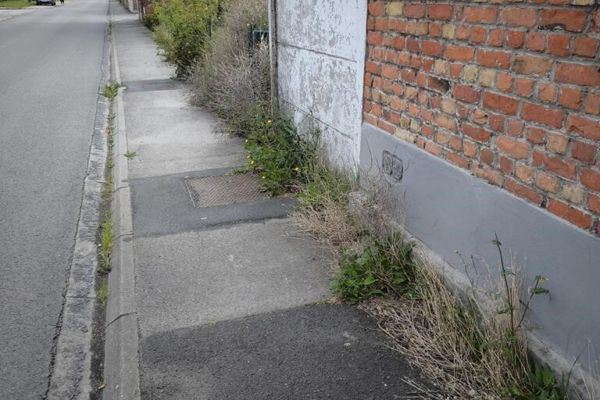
[245,112,319,195]
[151,0,222,77]
[189,0,269,136]
[147,0,572,397]
[0,0,30,9]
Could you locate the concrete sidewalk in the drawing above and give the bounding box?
[107,2,424,399]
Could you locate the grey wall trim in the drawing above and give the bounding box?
[360,123,600,381]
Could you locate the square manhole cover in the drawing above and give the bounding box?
[184,173,269,208]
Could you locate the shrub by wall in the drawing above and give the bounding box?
[152,0,222,77]
[363,0,600,236]
[189,0,270,136]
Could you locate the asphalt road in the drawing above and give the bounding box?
[0,0,108,398]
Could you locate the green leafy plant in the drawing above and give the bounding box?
[332,234,418,304]
[98,281,109,304]
[152,0,222,77]
[124,151,137,159]
[245,111,319,195]
[102,81,121,99]
[99,214,113,272]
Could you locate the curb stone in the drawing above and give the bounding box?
[102,1,141,398]
[46,5,111,400]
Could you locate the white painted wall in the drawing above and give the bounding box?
[275,0,367,170]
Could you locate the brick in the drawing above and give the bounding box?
[499,156,513,173]
[522,103,565,128]
[516,163,535,183]
[526,32,545,52]
[457,25,471,40]
[366,61,380,75]
[470,26,487,44]
[429,22,442,37]
[585,93,600,116]
[463,140,478,157]
[546,133,569,154]
[367,31,383,46]
[481,147,495,165]
[558,87,582,110]
[472,165,504,186]
[538,82,557,103]
[512,55,552,76]
[547,199,592,229]
[505,178,543,204]
[369,2,385,16]
[527,127,546,145]
[462,65,478,82]
[540,9,587,33]
[442,23,456,39]
[507,31,525,49]
[483,92,519,115]
[464,7,497,24]
[488,29,504,47]
[496,72,513,93]
[472,109,488,125]
[422,40,443,57]
[581,168,600,192]
[435,113,457,131]
[477,50,511,69]
[572,140,597,164]
[560,183,584,205]
[500,7,537,28]
[573,38,599,58]
[489,114,505,133]
[588,193,600,214]
[556,63,600,87]
[497,135,530,159]
[462,123,491,142]
[566,115,600,141]
[536,171,560,193]
[425,141,443,156]
[449,63,462,79]
[479,69,496,87]
[441,98,456,115]
[548,34,570,57]
[392,36,406,50]
[539,153,577,180]
[404,3,426,18]
[386,2,404,17]
[381,65,398,80]
[453,85,481,104]
[507,119,524,137]
[428,4,453,20]
[446,152,470,169]
[446,45,474,61]
[515,78,535,97]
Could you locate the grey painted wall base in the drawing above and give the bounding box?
[360,123,600,386]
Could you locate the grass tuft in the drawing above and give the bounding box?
[102,81,121,100]
[99,212,113,273]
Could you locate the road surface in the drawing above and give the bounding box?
[0,0,108,397]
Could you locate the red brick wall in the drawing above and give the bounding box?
[363,0,600,236]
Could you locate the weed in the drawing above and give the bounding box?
[245,111,319,195]
[98,281,109,304]
[102,81,121,99]
[333,234,419,303]
[124,151,137,159]
[99,213,113,272]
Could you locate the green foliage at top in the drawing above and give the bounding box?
[152,0,222,77]
[245,109,319,195]
[333,234,419,304]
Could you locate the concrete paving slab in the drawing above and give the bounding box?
[113,15,173,81]
[139,304,425,400]
[135,219,332,336]
[130,169,296,237]
[123,89,245,179]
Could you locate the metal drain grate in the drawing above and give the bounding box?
[184,173,269,208]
